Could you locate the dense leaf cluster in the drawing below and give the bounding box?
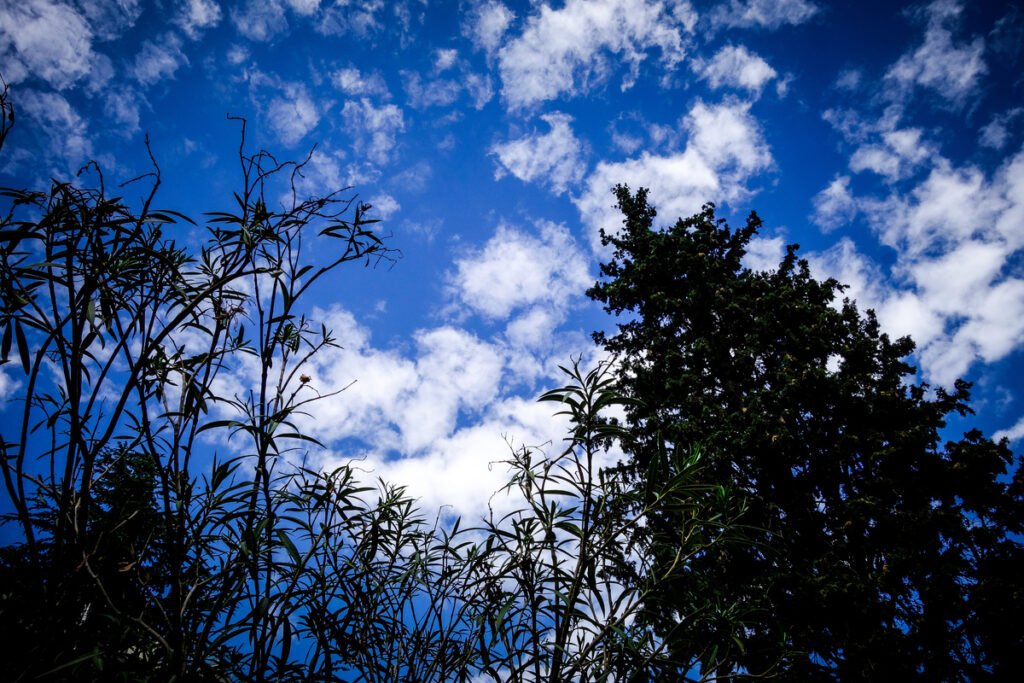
[590,185,1024,680]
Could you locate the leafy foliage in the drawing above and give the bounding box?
[0,101,395,678]
[588,185,1024,680]
[475,358,747,681]
[0,82,742,682]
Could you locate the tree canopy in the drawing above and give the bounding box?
[589,185,1024,680]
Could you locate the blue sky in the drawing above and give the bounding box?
[1,0,1023,518]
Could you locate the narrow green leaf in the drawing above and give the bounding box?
[14,320,30,373]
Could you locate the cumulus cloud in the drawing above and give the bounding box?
[341,98,405,165]
[885,0,986,104]
[285,0,320,16]
[401,70,462,108]
[331,66,390,98]
[288,148,359,200]
[463,0,515,55]
[400,53,494,111]
[333,394,575,520]
[710,0,819,30]
[497,0,694,110]
[697,44,776,95]
[865,159,1001,257]
[743,234,786,272]
[434,48,458,73]
[848,127,932,182]
[316,0,387,37]
[232,0,287,41]
[281,288,598,519]
[980,107,1023,150]
[575,99,772,251]
[267,84,320,147]
[368,193,400,220]
[834,68,862,91]
[446,221,592,322]
[176,0,222,39]
[808,146,1024,386]
[133,33,189,86]
[0,0,95,90]
[490,113,587,195]
[289,308,504,456]
[994,415,1024,444]
[811,175,857,230]
[0,367,20,402]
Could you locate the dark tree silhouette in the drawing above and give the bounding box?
[589,185,1024,681]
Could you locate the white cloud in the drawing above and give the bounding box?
[848,128,931,181]
[285,0,320,16]
[743,234,786,272]
[865,159,992,257]
[808,146,1024,386]
[464,71,494,109]
[447,221,592,322]
[176,0,222,39]
[434,48,459,73]
[338,395,574,520]
[464,0,515,55]
[232,0,287,41]
[391,160,432,193]
[103,87,141,137]
[398,326,507,453]
[401,70,462,108]
[490,112,587,195]
[74,0,142,40]
[401,54,494,111]
[18,89,92,170]
[0,367,20,402]
[284,298,599,519]
[226,44,249,65]
[368,193,400,220]
[994,415,1024,444]
[292,308,504,455]
[341,98,405,165]
[697,44,776,95]
[267,84,320,147]
[834,68,861,91]
[133,33,189,86]
[711,0,819,30]
[0,0,95,90]
[331,66,390,98]
[284,148,369,203]
[316,0,386,37]
[885,0,986,104]
[497,0,694,110]
[980,107,1022,150]
[575,99,772,251]
[811,175,857,231]
[686,98,773,171]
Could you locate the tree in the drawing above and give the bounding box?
[0,82,395,676]
[588,185,1024,681]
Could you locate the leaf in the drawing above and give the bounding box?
[14,320,29,373]
[277,529,301,564]
[1,322,11,362]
